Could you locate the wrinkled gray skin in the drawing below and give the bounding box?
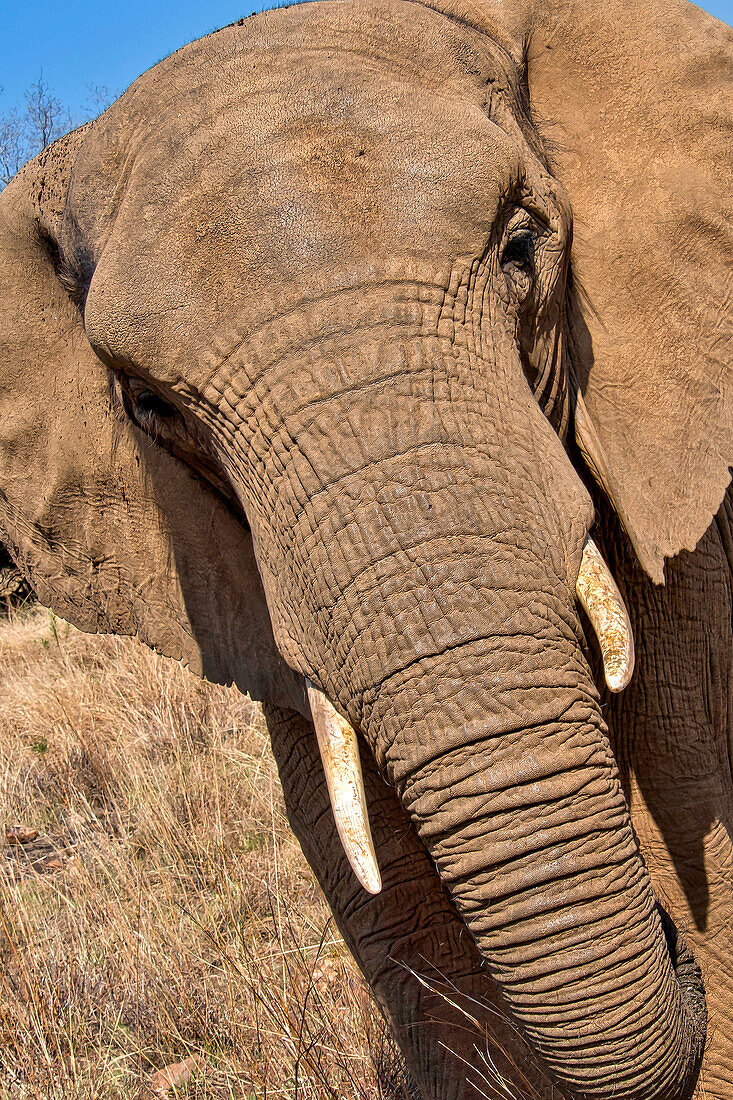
[0,0,731,1098]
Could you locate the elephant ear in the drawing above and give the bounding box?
[0,132,297,706]
[424,0,733,581]
[523,0,733,583]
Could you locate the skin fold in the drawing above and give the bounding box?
[0,0,730,1097]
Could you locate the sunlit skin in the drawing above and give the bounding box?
[0,0,730,1097]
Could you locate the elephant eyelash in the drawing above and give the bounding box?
[133,389,178,422]
[40,230,93,311]
[116,375,180,436]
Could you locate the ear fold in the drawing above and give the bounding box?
[0,134,299,708]
[424,0,733,581]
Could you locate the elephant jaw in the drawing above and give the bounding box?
[307,537,633,897]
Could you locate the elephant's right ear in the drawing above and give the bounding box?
[0,132,298,707]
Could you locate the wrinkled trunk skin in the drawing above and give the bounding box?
[367,637,704,1099]
[216,322,705,1098]
[265,703,563,1100]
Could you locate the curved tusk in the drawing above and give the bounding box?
[576,537,635,693]
[306,680,382,895]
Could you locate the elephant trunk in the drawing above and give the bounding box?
[362,626,705,1098]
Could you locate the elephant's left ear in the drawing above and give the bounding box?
[0,132,299,708]
[425,0,733,582]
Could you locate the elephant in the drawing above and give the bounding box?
[0,0,731,1095]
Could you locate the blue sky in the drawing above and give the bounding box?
[0,0,731,118]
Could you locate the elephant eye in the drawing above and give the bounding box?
[118,376,180,435]
[133,389,177,420]
[501,228,536,271]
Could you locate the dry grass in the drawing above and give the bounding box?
[0,604,406,1100]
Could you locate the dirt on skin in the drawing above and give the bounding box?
[0,605,407,1100]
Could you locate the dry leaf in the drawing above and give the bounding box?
[39,856,64,873]
[149,1054,207,1094]
[312,957,341,985]
[5,826,39,845]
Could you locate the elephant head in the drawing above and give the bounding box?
[1,0,731,1096]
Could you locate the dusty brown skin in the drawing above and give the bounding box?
[0,0,731,1096]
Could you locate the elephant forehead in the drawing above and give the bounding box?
[116,81,515,251]
[151,78,515,263]
[82,40,525,378]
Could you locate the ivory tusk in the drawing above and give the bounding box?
[576,537,635,693]
[306,680,382,895]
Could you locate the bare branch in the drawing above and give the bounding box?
[0,75,113,189]
[23,74,73,153]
